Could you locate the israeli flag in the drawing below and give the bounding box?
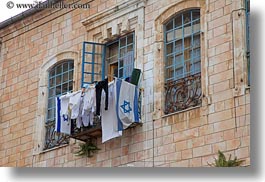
[115,78,139,131]
[55,97,71,135]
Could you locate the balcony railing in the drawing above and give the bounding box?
[70,116,102,142]
[44,121,69,150]
[164,73,202,114]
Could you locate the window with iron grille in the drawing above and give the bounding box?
[44,60,74,150]
[245,0,250,85]
[164,9,202,114]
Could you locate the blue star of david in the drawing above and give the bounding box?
[120,100,132,113]
[62,114,68,122]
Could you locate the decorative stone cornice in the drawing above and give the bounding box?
[81,0,147,31]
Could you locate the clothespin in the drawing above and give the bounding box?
[81,84,89,95]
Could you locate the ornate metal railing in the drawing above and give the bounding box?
[44,121,69,150]
[164,73,202,114]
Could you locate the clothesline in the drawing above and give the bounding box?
[55,77,141,143]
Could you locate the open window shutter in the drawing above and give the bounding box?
[81,42,106,87]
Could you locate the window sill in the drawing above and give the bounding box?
[39,144,69,154]
[162,105,201,119]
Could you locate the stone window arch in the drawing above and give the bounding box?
[33,51,79,154]
[153,0,207,117]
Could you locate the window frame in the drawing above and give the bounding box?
[163,9,202,114]
[44,60,74,150]
[106,32,135,79]
[81,32,135,87]
[164,9,201,82]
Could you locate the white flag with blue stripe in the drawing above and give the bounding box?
[55,97,71,135]
[115,78,139,131]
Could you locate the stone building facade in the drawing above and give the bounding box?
[0,0,250,167]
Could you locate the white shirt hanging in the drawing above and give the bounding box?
[101,80,122,143]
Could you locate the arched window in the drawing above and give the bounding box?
[44,60,74,150]
[164,9,202,114]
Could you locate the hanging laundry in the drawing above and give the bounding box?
[67,90,83,128]
[95,78,108,116]
[115,78,140,131]
[101,81,122,143]
[68,90,82,119]
[60,92,72,116]
[82,85,96,126]
[55,96,71,135]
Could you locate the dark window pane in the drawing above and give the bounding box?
[56,75,61,85]
[120,37,126,47]
[49,77,55,87]
[166,20,173,31]
[127,44,133,52]
[50,69,55,77]
[184,37,192,49]
[175,40,182,54]
[48,88,55,97]
[119,68,123,78]
[166,55,174,67]
[183,11,191,24]
[69,62,74,69]
[56,64,62,75]
[62,72,68,83]
[193,34,200,48]
[192,11,200,21]
[56,85,61,95]
[166,42,174,55]
[127,34,134,44]
[165,67,174,80]
[174,15,182,28]
[69,81,73,91]
[119,59,124,67]
[62,83,68,94]
[69,70,73,80]
[184,59,192,74]
[120,47,126,57]
[63,63,69,72]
